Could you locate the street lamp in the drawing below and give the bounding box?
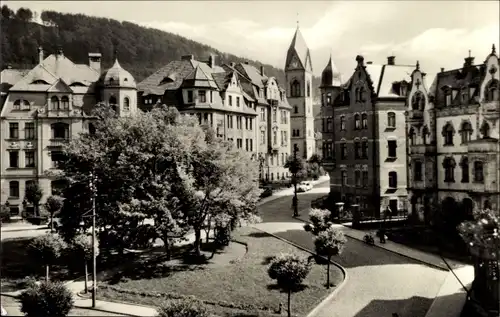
[22,200,27,219]
[89,171,98,308]
[258,154,265,186]
[292,144,299,218]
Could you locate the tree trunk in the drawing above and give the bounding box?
[50,212,54,232]
[165,239,172,261]
[327,256,331,289]
[84,261,88,293]
[205,221,211,244]
[287,289,291,317]
[194,227,202,256]
[45,265,49,282]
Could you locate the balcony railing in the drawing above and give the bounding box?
[410,144,436,155]
[468,139,499,153]
[49,138,69,147]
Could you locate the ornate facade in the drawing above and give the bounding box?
[0,48,137,216]
[407,45,500,222]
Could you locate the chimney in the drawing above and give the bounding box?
[88,52,102,73]
[230,62,236,67]
[260,65,265,76]
[464,50,475,67]
[208,55,215,68]
[387,56,395,65]
[441,67,445,73]
[38,46,44,64]
[57,46,64,57]
[181,54,194,61]
[366,61,373,65]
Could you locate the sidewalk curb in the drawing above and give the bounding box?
[1,226,48,233]
[295,218,451,272]
[73,301,142,317]
[251,225,348,317]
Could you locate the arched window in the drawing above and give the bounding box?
[326,93,332,105]
[23,100,30,110]
[290,80,301,97]
[9,180,19,197]
[51,96,60,110]
[460,121,473,144]
[473,161,484,183]
[361,113,368,129]
[460,157,469,183]
[422,126,429,144]
[408,128,416,146]
[442,157,456,182]
[359,87,365,102]
[387,112,396,128]
[51,122,69,139]
[354,114,361,129]
[13,99,21,110]
[388,171,398,188]
[412,92,425,110]
[485,79,499,102]
[109,96,117,112]
[61,96,69,110]
[442,122,455,145]
[480,121,490,138]
[307,80,311,97]
[123,97,130,111]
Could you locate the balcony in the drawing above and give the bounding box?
[406,110,424,121]
[410,144,436,155]
[482,100,499,120]
[48,138,69,147]
[269,143,280,153]
[468,138,499,153]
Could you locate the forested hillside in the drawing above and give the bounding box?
[1,5,321,94]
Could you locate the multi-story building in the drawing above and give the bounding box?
[0,47,137,216]
[407,45,500,223]
[323,55,413,216]
[285,26,315,159]
[137,54,292,181]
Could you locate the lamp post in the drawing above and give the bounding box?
[89,172,97,308]
[258,154,264,186]
[22,200,27,219]
[292,144,299,218]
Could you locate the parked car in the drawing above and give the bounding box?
[297,181,312,192]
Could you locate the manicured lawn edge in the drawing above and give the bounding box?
[250,226,348,317]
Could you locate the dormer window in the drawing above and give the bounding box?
[480,121,490,139]
[13,100,21,110]
[442,86,452,106]
[50,96,60,110]
[31,79,50,85]
[109,78,115,85]
[400,81,408,96]
[485,79,499,102]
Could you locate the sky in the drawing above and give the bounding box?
[5,1,500,82]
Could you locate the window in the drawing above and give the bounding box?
[236,96,240,107]
[473,161,484,183]
[237,116,243,129]
[51,151,65,168]
[245,139,249,151]
[187,91,194,103]
[461,88,468,104]
[362,114,368,129]
[51,123,69,139]
[51,96,60,110]
[9,151,19,168]
[210,91,213,103]
[460,157,469,183]
[354,114,361,129]
[460,121,473,144]
[123,97,130,111]
[291,80,301,97]
[259,130,265,144]
[387,112,396,128]
[422,126,429,144]
[362,171,368,187]
[443,157,456,182]
[361,140,368,158]
[227,115,233,129]
[249,139,253,151]
[9,122,19,139]
[414,161,423,181]
[340,142,347,159]
[9,181,19,197]
[388,171,398,188]
[443,123,455,145]
[25,151,35,168]
[445,91,452,106]
[249,118,253,130]
[61,96,70,109]
[198,90,206,103]
[324,118,332,132]
[109,96,117,113]
[236,138,242,149]
[245,118,249,130]
[354,141,361,159]
[294,106,298,114]
[412,92,425,110]
[355,170,361,187]
[387,140,397,158]
[327,93,332,105]
[273,131,277,145]
[485,79,499,102]
[340,116,346,130]
[25,122,35,140]
[307,80,311,97]
[408,128,416,146]
[480,121,490,139]
[13,99,21,110]
[341,171,348,186]
[273,109,277,123]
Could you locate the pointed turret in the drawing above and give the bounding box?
[285,26,312,72]
[321,53,342,88]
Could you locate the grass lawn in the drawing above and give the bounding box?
[98,226,345,317]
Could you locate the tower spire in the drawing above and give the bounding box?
[492,44,497,54]
[296,12,299,28]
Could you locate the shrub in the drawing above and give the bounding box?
[27,233,67,281]
[157,296,210,317]
[20,281,74,317]
[306,208,332,235]
[314,227,347,288]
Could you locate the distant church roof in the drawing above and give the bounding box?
[285,26,313,72]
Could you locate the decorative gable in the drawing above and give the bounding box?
[47,79,73,93]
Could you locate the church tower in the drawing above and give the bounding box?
[285,25,315,159]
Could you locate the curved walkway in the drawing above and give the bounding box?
[252,222,453,317]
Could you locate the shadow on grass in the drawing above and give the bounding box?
[266,283,309,293]
[261,256,275,265]
[248,231,270,238]
[353,295,435,317]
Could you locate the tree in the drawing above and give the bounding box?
[15,7,33,22]
[304,208,332,236]
[25,182,43,217]
[20,281,74,317]
[314,227,347,288]
[71,233,99,293]
[268,253,312,317]
[27,233,67,281]
[45,195,64,232]
[157,296,210,317]
[284,154,307,182]
[1,5,13,19]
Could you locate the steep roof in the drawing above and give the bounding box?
[137,60,195,96]
[235,63,267,88]
[181,65,218,89]
[1,68,30,93]
[321,54,342,87]
[286,26,312,71]
[101,58,136,89]
[372,64,414,98]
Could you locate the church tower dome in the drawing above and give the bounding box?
[321,53,342,88]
